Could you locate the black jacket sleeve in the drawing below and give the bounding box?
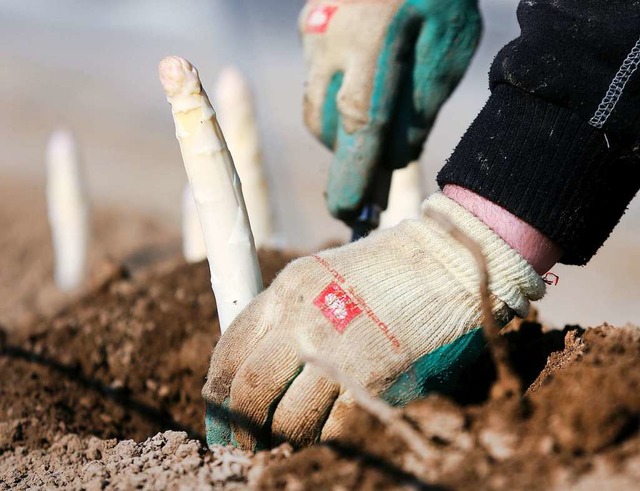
[437,0,640,265]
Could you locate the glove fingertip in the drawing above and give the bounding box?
[205,400,233,448]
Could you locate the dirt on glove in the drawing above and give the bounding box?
[1,179,640,490]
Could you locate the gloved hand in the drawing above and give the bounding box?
[202,193,545,450]
[299,0,482,221]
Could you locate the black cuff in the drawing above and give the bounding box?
[437,85,640,265]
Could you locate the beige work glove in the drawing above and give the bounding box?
[203,193,545,450]
[300,0,481,221]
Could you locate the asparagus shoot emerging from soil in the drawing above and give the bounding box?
[215,66,274,248]
[159,56,263,334]
[380,162,424,229]
[182,183,207,263]
[46,129,89,292]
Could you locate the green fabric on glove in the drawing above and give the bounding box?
[202,193,545,451]
[381,327,485,406]
[205,398,233,448]
[300,0,482,221]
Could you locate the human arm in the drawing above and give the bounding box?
[444,185,561,275]
[438,0,640,265]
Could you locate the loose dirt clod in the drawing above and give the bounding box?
[0,430,292,490]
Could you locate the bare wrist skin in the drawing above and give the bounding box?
[443,185,562,275]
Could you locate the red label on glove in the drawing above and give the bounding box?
[314,281,362,333]
[305,5,338,33]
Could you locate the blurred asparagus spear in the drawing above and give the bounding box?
[379,161,424,229]
[216,66,274,248]
[46,129,89,291]
[159,56,262,334]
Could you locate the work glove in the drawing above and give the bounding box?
[300,0,482,221]
[202,193,545,450]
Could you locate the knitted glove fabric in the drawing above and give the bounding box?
[202,193,545,450]
[300,0,481,221]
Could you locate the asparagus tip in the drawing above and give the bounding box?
[216,66,249,104]
[159,56,201,98]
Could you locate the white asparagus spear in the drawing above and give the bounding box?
[215,66,274,248]
[379,161,424,229]
[182,183,207,263]
[159,56,263,333]
[46,129,89,292]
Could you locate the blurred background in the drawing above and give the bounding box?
[0,0,638,327]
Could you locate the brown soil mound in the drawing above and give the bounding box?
[3,299,639,489]
[1,250,294,452]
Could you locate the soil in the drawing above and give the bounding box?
[1,178,640,490]
[1,249,295,449]
[0,430,292,490]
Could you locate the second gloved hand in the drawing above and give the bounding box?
[202,194,545,450]
[300,0,482,221]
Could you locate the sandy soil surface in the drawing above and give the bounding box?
[0,249,295,490]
